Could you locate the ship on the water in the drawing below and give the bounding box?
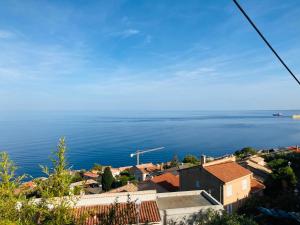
[292,115,300,119]
[272,113,283,117]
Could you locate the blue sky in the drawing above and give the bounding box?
[0,0,300,111]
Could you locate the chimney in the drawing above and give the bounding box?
[201,155,206,165]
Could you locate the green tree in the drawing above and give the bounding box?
[170,155,180,168]
[267,158,287,171]
[0,152,25,224]
[92,163,103,172]
[234,147,257,159]
[182,154,199,164]
[38,138,73,198]
[102,167,114,191]
[277,166,297,189]
[34,138,77,225]
[120,170,130,177]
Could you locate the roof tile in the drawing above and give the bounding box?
[74,201,160,225]
[204,161,252,183]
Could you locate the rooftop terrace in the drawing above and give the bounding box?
[157,194,214,209]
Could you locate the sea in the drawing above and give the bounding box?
[0,110,300,178]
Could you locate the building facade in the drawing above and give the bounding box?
[179,155,264,213]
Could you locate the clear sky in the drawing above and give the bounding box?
[0,0,300,111]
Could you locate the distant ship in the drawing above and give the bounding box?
[292,115,300,119]
[273,113,283,117]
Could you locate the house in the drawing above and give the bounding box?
[83,171,99,181]
[129,163,159,181]
[108,183,138,193]
[179,155,265,213]
[70,179,101,195]
[110,166,132,177]
[74,190,223,225]
[138,172,179,193]
[161,164,194,176]
[15,180,37,195]
[239,155,272,181]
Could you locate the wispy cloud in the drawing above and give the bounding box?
[111,29,140,38]
[0,30,15,39]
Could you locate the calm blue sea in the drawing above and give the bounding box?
[0,110,300,178]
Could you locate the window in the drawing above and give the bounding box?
[242,179,248,190]
[195,180,200,188]
[226,204,233,214]
[226,184,233,197]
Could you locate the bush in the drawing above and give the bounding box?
[170,154,180,168]
[182,154,199,164]
[92,163,102,171]
[267,158,287,171]
[71,171,83,183]
[234,147,257,159]
[120,170,130,177]
[0,138,78,225]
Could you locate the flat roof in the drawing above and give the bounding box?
[157,193,214,210]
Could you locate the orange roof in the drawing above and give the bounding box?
[22,181,36,189]
[151,172,179,192]
[203,161,252,183]
[251,178,265,193]
[108,183,138,193]
[74,201,160,225]
[84,172,99,178]
[135,163,159,174]
[288,146,300,153]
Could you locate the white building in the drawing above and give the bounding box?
[74,190,223,224]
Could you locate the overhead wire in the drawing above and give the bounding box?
[232,0,300,86]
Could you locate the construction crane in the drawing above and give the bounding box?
[130,147,165,165]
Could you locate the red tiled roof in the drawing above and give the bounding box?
[204,161,252,183]
[22,181,36,189]
[288,146,300,153]
[84,172,99,178]
[74,201,160,225]
[151,172,179,192]
[251,178,265,193]
[135,163,159,174]
[108,183,138,193]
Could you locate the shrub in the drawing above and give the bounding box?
[182,154,199,164]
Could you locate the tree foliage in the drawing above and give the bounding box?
[102,167,114,191]
[182,154,199,164]
[0,138,78,225]
[0,152,25,223]
[92,163,103,172]
[170,155,180,168]
[234,147,257,159]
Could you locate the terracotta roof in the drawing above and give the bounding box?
[84,172,99,178]
[74,201,160,225]
[135,163,159,174]
[22,181,36,189]
[70,179,98,188]
[203,161,252,183]
[118,166,132,171]
[288,146,300,153]
[251,178,265,193]
[108,183,138,193]
[151,173,179,192]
